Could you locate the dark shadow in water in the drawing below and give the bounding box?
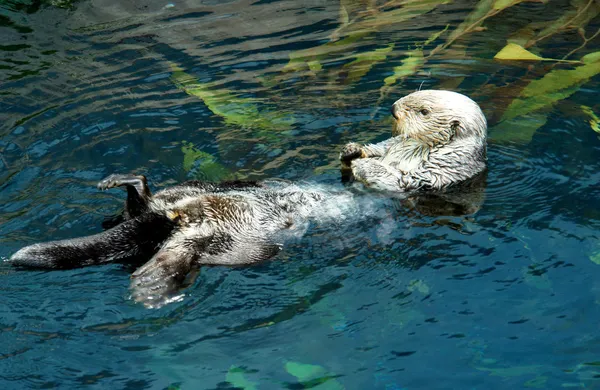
[404,171,488,217]
[342,168,488,217]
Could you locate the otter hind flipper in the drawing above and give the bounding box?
[129,227,282,308]
[130,240,201,308]
[98,173,152,218]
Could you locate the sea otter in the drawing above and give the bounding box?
[7,90,487,307]
[340,90,487,192]
[7,174,350,307]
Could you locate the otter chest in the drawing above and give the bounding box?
[381,140,430,173]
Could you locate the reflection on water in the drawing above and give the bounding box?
[1,0,600,388]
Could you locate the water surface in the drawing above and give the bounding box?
[2,0,600,388]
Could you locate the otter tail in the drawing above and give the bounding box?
[8,213,176,269]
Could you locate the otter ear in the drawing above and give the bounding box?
[450,120,461,136]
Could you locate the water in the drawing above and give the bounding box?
[1,0,600,388]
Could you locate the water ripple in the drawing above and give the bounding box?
[2,0,600,389]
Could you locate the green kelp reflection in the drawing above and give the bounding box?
[181,141,232,182]
[170,63,295,133]
[160,0,600,150]
[224,361,344,389]
[258,0,600,146]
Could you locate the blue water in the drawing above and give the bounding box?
[2,0,600,388]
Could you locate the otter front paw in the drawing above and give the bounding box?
[340,143,365,163]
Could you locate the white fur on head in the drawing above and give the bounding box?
[391,90,487,147]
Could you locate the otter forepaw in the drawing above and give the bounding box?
[340,143,365,163]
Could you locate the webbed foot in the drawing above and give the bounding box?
[98,173,149,192]
[130,248,197,308]
[98,173,152,218]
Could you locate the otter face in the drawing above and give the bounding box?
[391,90,487,147]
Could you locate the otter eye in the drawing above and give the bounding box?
[420,109,429,116]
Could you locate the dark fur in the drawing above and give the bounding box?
[13,213,177,269]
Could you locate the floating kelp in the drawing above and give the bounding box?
[581,106,600,134]
[285,361,345,390]
[350,0,451,31]
[340,44,394,84]
[381,25,449,88]
[407,279,430,295]
[493,0,527,10]
[447,0,600,143]
[589,251,600,265]
[509,0,600,51]
[1,0,77,12]
[170,63,295,132]
[566,360,600,386]
[225,366,259,390]
[490,113,550,144]
[181,141,231,181]
[522,265,552,291]
[382,48,424,86]
[309,294,348,331]
[476,364,545,378]
[501,52,600,121]
[374,25,448,110]
[491,52,600,143]
[223,361,345,389]
[494,43,580,63]
[283,31,370,74]
[171,0,600,148]
[430,0,497,56]
[429,0,577,57]
[281,0,449,77]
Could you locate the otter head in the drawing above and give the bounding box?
[391,90,487,149]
